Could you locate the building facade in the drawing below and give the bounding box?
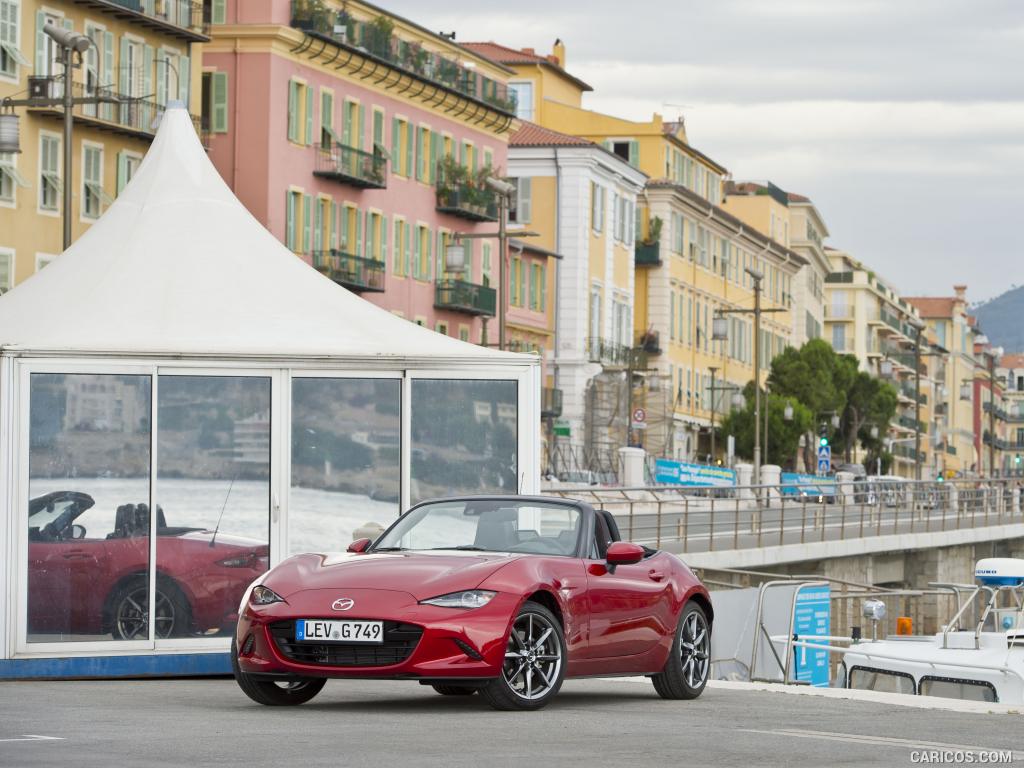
[0,0,207,290]
[204,0,528,343]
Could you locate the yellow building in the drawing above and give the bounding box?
[823,250,939,478]
[723,181,831,346]
[0,0,207,291]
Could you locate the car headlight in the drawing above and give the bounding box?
[419,590,497,609]
[250,585,285,606]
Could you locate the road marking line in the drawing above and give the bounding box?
[0,735,64,743]
[741,728,1021,757]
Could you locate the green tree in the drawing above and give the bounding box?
[841,372,899,462]
[720,384,812,468]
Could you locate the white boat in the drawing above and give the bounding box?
[779,558,1024,704]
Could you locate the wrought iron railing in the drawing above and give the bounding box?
[97,0,206,37]
[634,241,661,267]
[312,249,385,292]
[586,337,647,370]
[435,181,499,222]
[434,279,496,316]
[313,143,386,188]
[289,1,516,114]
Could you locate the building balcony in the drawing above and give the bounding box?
[69,0,208,42]
[638,330,661,356]
[541,387,563,419]
[586,337,647,371]
[824,304,855,320]
[434,279,496,316]
[896,415,926,432]
[825,271,855,284]
[891,444,925,462]
[435,182,499,222]
[898,382,927,404]
[946,443,957,455]
[27,80,203,143]
[634,241,661,267]
[289,1,516,115]
[312,249,385,293]
[983,401,1024,423]
[313,143,386,189]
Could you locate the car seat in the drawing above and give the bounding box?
[473,507,518,551]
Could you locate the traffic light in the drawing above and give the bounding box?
[819,436,829,448]
[1016,454,1022,466]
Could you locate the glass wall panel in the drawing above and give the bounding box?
[290,378,401,554]
[410,379,517,504]
[156,376,270,638]
[28,373,151,642]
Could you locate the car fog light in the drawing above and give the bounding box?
[420,590,497,609]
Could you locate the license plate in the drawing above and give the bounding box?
[295,619,383,644]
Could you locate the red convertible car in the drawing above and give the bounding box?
[28,491,268,640]
[232,496,712,710]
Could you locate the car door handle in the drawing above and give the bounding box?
[62,551,90,560]
[648,569,665,582]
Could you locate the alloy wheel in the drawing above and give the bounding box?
[502,612,562,701]
[679,610,709,688]
[116,586,176,640]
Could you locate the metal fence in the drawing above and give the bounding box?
[543,478,1024,554]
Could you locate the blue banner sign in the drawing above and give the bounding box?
[780,472,836,497]
[654,459,736,488]
[793,585,831,687]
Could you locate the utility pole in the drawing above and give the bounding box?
[709,366,718,461]
[989,351,997,477]
[914,323,923,481]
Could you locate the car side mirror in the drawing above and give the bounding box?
[606,541,644,566]
[347,537,371,553]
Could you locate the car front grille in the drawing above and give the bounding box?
[269,620,423,667]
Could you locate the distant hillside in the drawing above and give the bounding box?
[973,285,1024,353]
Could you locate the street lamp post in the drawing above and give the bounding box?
[707,367,741,464]
[484,177,515,351]
[712,267,787,490]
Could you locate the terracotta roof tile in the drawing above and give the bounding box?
[461,42,593,91]
[510,121,593,148]
[1001,353,1024,369]
[905,296,957,318]
[787,192,810,203]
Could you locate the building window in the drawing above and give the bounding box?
[0,0,28,78]
[81,144,106,219]
[0,151,27,203]
[435,321,448,336]
[115,151,142,195]
[0,249,12,292]
[510,255,522,307]
[39,134,60,212]
[413,224,431,280]
[508,177,531,225]
[392,218,406,277]
[459,326,470,342]
[529,263,546,311]
[590,286,602,340]
[391,117,412,177]
[831,323,846,352]
[287,79,311,145]
[285,190,302,251]
[200,71,228,134]
[591,182,604,233]
[508,81,533,121]
[416,125,431,182]
[481,242,492,287]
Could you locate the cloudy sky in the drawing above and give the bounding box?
[386,0,1023,304]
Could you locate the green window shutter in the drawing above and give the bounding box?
[435,230,444,280]
[540,265,547,311]
[373,110,384,147]
[287,81,298,142]
[285,192,295,250]
[341,207,349,251]
[412,227,421,279]
[35,11,46,74]
[529,266,536,310]
[628,140,639,167]
[380,215,388,266]
[330,201,338,249]
[404,222,411,277]
[102,31,114,120]
[179,54,190,104]
[116,151,127,195]
[357,104,365,150]
[155,49,166,106]
[212,0,226,24]
[429,132,439,184]
[520,178,532,224]
[415,127,424,182]
[212,72,228,133]
[459,141,466,167]
[390,118,400,173]
[355,208,363,256]
[392,219,402,273]
[405,122,413,180]
[142,45,154,126]
[321,90,332,137]
[313,200,322,252]
[342,100,352,146]
[302,194,312,253]
[304,86,313,145]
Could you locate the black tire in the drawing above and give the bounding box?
[652,600,711,700]
[481,600,566,711]
[109,576,191,640]
[231,637,326,706]
[431,684,477,696]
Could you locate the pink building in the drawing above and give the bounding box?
[202,0,519,342]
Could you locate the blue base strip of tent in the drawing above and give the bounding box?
[0,652,232,679]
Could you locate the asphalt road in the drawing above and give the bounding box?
[0,677,1020,768]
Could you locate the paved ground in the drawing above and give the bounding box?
[0,677,1021,767]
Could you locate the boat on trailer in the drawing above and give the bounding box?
[779,558,1024,704]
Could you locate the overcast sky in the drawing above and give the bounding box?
[386,0,1023,304]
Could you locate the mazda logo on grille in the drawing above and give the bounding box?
[331,598,355,611]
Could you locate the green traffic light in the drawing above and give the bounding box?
[819,437,828,447]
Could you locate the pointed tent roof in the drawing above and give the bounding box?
[0,104,526,365]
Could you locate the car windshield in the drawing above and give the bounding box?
[373,500,583,557]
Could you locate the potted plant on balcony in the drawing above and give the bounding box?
[363,15,394,59]
[436,155,469,208]
[293,0,327,31]
[643,215,663,246]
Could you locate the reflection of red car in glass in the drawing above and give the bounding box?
[28,491,269,640]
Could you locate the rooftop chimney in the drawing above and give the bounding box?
[552,38,565,67]
[953,284,967,301]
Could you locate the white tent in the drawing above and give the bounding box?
[0,103,538,675]
[0,103,524,364]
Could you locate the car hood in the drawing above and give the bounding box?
[265,550,522,601]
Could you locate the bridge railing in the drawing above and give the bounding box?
[543,478,1024,554]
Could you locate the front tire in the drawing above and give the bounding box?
[481,600,565,711]
[652,600,710,700]
[109,576,190,640]
[231,637,326,706]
